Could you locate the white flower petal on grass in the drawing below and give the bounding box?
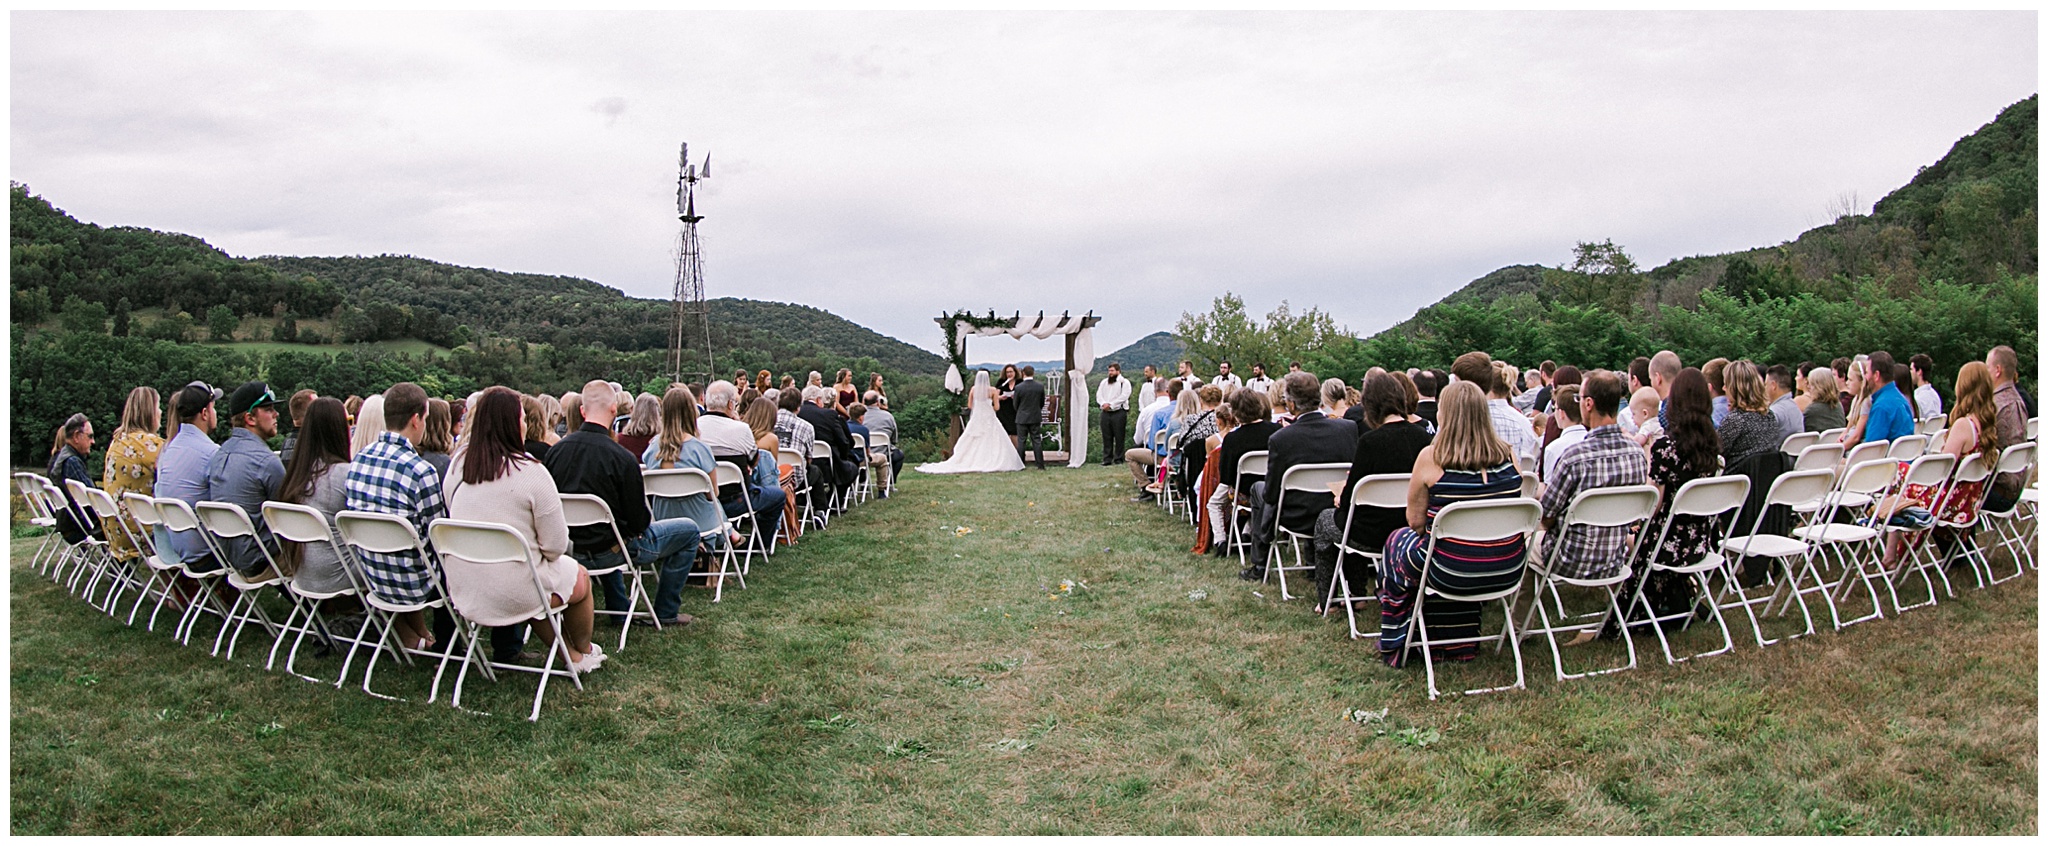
[1187,589,1208,601]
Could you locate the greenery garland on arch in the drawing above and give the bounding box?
[936,309,1023,416]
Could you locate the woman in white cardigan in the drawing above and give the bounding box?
[443,386,603,673]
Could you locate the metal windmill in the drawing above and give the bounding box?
[669,142,714,383]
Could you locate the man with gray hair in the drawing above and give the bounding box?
[861,390,903,486]
[700,380,787,537]
[798,385,858,513]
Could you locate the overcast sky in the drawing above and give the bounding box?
[11,11,2037,364]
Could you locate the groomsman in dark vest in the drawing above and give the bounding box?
[1013,366,1048,470]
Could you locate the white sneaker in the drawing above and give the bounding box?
[570,642,606,674]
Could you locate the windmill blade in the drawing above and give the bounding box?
[702,153,711,178]
[679,142,690,167]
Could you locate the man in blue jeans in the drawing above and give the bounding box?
[543,380,699,628]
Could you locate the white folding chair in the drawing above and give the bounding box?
[1888,434,1929,463]
[1872,453,1959,613]
[335,510,459,701]
[80,486,155,620]
[428,519,587,722]
[1780,431,1819,459]
[1788,459,1901,631]
[778,446,814,535]
[14,472,63,577]
[120,493,186,631]
[559,492,661,649]
[866,431,896,498]
[1623,476,1749,664]
[1819,427,1847,444]
[1266,462,1351,601]
[1935,452,1996,590]
[644,467,744,603]
[262,501,374,683]
[1715,468,1838,647]
[813,440,849,521]
[194,501,290,663]
[1927,428,1949,453]
[60,478,115,603]
[715,461,767,573]
[1156,430,1184,515]
[1228,451,1268,567]
[1978,442,2037,581]
[1325,474,1409,640]
[1405,498,1542,701]
[1917,414,1947,436]
[2028,417,2039,441]
[151,497,237,648]
[1519,485,1661,681]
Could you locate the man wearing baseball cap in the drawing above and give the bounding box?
[204,381,287,576]
[155,382,224,566]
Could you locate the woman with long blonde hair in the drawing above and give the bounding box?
[103,386,165,562]
[1376,381,1526,667]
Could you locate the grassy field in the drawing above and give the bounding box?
[9,465,2037,834]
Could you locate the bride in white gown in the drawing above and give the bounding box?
[917,369,1025,474]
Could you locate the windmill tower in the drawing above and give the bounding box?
[670,142,713,383]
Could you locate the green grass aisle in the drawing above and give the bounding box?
[9,465,2038,833]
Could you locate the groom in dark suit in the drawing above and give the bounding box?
[1013,366,1048,470]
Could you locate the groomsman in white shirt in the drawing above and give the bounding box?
[1210,361,1243,394]
[1096,363,1132,466]
[1244,363,1274,398]
[1176,360,1204,390]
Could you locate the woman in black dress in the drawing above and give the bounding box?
[1609,367,1720,636]
[996,364,1021,447]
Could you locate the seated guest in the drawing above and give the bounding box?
[103,387,165,563]
[1193,402,1239,554]
[538,394,563,445]
[1413,370,1441,431]
[1845,351,1914,449]
[418,398,454,479]
[1540,384,1586,483]
[1126,378,1176,499]
[1311,373,1432,614]
[641,385,727,543]
[1609,367,1721,636]
[1321,378,1351,420]
[1389,370,1435,436]
[545,380,698,628]
[521,394,554,461]
[698,381,789,537]
[1211,389,1280,557]
[1802,367,1846,434]
[276,397,356,596]
[206,381,287,577]
[1764,365,1803,441]
[1454,351,1538,467]
[845,403,872,467]
[1174,386,1224,506]
[1869,361,2000,571]
[1246,372,1356,580]
[798,386,858,512]
[156,383,223,566]
[445,387,603,673]
[46,412,101,545]
[343,382,446,651]
[617,392,660,458]
[861,391,905,485]
[1535,370,1648,645]
[744,396,783,492]
[279,388,316,466]
[350,393,387,457]
[559,391,583,436]
[773,388,816,494]
[1717,361,1781,468]
[1628,386,1664,446]
[1703,358,1731,426]
[1539,366,1582,453]
[1378,381,1526,667]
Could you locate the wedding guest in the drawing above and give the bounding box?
[1193,402,1239,555]
[350,393,387,457]
[1608,368,1720,637]
[1246,372,1356,580]
[1310,373,1432,615]
[343,382,444,652]
[1717,361,1781,467]
[46,412,100,545]
[1909,354,1942,421]
[280,388,317,466]
[618,392,660,458]
[1765,365,1803,441]
[1802,367,1847,434]
[103,387,165,564]
[156,383,222,566]
[1377,381,1526,667]
[276,397,355,597]
[1629,387,1664,445]
[205,381,286,577]
[418,398,455,479]
[861,391,904,483]
[1212,389,1279,556]
[1703,357,1731,426]
[1535,370,1647,646]
[1845,351,1913,448]
[521,394,555,461]
[1982,345,2029,513]
[1540,384,1586,482]
[548,380,697,628]
[703,381,788,533]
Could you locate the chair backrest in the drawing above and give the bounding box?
[15,473,56,521]
[262,501,336,545]
[1927,429,1948,452]
[195,501,261,539]
[1996,441,2035,475]
[1762,468,1838,509]
[123,492,164,528]
[1887,434,1928,461]
[1918,414,1947,435]
[154,497,204,533]
[61,478,96,518]
[868,431,892,450]
[1794,443,1844,472]
[1839,458,1903,497]
[427,519,549,622]
[1899,453,1957,489]
[642,467,715,500]
[1780,431,1819,458]
[1349,474,1410,510]
[1235,450,1268,480]
[81,485,125,520]
[334,510,427,555]
[1842,441,1890,469]
[1514,452,1537,475]
[1429,497,1542,545]
[777,447,805,468]
[814,440,835,463]
[1151,427,1167,452]
[1666,475,1750,518]
[714,461,748,490]
[1951,452,1991,485]
[1819,427,1847,443]
[2028,416,2039,441]
[1559,485,1661,529]
[1279,462,1350,494]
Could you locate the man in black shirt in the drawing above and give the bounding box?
[543,380,699,627]
[1211,388,1281,558]
[1247,371,1357,578]
[1413,370,1441,432]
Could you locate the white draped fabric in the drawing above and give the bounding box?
[1005,312,1037,339]
[1071,326,1096,375]
[1066,368,1090,468]
[944,363,963,394]
[1030,313,1068,339]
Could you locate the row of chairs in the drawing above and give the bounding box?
[1187,420,2038,700]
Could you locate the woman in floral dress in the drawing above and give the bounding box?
[101,386,165,563]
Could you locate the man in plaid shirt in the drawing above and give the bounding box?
[344,383,448,652]
[1538,370,1649,581]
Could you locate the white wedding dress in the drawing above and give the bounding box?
[917,371,1025,474]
